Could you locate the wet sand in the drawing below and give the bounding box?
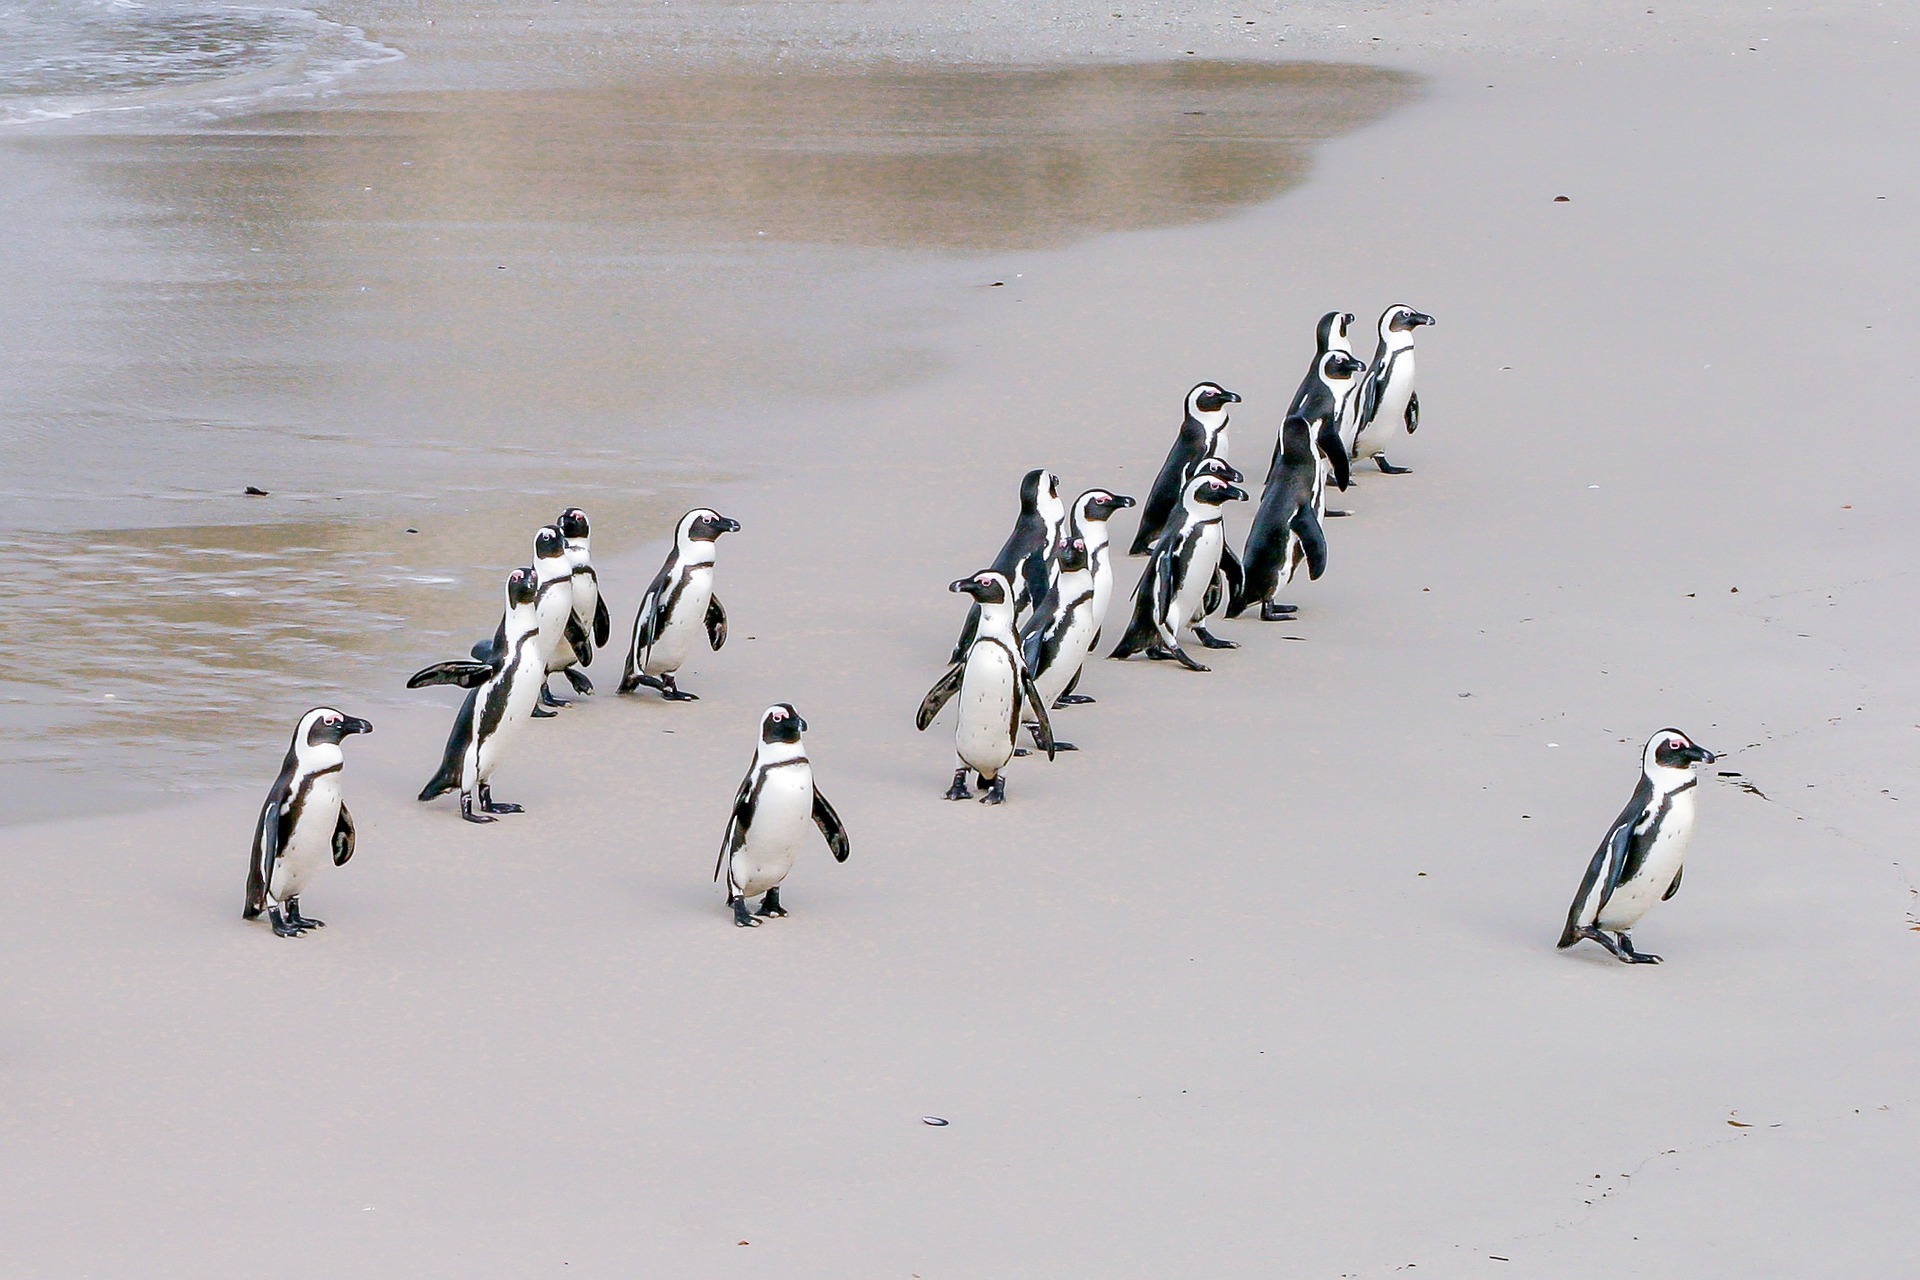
[4,2,1920,1275]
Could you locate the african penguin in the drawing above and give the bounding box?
[244,706,372,937]
[471,525,586,716]
[1558,728,1717,964]
[1277,348,1363,507]
[716,703,850,927]
[916,570,1055,804]
[951,468,1066,663]
[412,566,544,823]
[1186,456,1247,637]
[618,507,740,701]
[1131,381,1241,555]
[1230,416,1329,622]
[1018,536,1097,750]
[1052,487,1135,706]
[557,506,612,694]
[1352,304,1436,475]
[1109,471,1248,671]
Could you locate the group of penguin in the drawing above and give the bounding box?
[245,301,1718,961]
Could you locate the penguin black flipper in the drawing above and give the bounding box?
[332,803,356,867]
[1557,789,1643,947]
[1219,543,1245,606]
[716,772,755,882]
[1405,390,1420,433]
[706,594,728,650]
[592,588,611,647]
[245,795,283,920]
[407,660,497,690]
[811,788,851,862]
[1020,671,1056,761]
[915,663,966,730]
[564,613,592,666]
[1317,417,1352,492]
[1663,865,1683,901]
[1292,506,1329,581]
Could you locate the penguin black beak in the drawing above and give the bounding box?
[1223,390,1242,404]
[343,717,373,736]
[1690,745,1717,765]
[720,518,742,534]
[1226,485,1249,502]
[797,716,808,732]
[1112,494,1136,508]
[948,578,988,599]
[1411,312,1436,327]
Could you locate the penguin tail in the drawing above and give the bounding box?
[419,772,459,803]
[1555,923,1581,949]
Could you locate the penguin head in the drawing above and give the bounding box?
[1184,473,1248,508]
[1646,728,1716,774]
[506,566,539,609]
[1188,382,1241,417]
[761,702,808,745]
[1018,468,1062,512]
[1316,311,1354,351]
[1056,537,1089,574]
[1383,304,1436,334]
[1075,488,1135,524]
[683,509,741,543]
[949,570,1011,605]
[1188,455,1244,485]
[1321,351,1367,382]
[533,524,567,562]
[302,707,373,747]
[557,507,591,541]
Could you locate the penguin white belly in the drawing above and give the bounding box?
[1032,604,1097,708]
[536,585,574,672]
[269,774,340,903]
[571,575,598,650]
[1170,524,1222,634]
[645,568,712,676]
[1359,357,1416,457]
[956,645,1018,775]
[1597,793,1695,932]
[476,650,543,784]
[733,764,814,898]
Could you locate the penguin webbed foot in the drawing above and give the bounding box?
[1259,602,1299,622]
[539,685,572,709]
[1374,456,1412,475]
[478,785,522,816]
[1616,932,1662,964]
[1054,693,1095,707]
[979,775,1007,805]
[562,668,595,696]
[731,897,761,928]
[268,908,307,938]
[1326,509,1353,518]
[1028,722,1076,751]
[1193,626,1238,650]
[283,899,325,930]
[944,768,973,801]
[756,887,788,918]
[660,675,699,702]
[460,795,498,824]
[531,704,559,719]
[1150,642,1210,672]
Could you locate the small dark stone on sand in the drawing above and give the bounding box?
[1554,195,1571,202]
[405,528,420,534]
[244,486,269,496]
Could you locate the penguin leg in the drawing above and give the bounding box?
[1374,455,1413,475]
[283,897,325,930]
[532,701,559,718]
[539,683,572,710]
[1192,625,1239,650]
[267,907,306,938]
[944,768,973,801]
[979,774,1007,805]
[756,886,788,918]
[1259,602,1299,622]
[562,668,595,696]
[1568,925,1630,961]
[617,670,661,695]
[1615,932,1663,964]
[460,793,498,824]
[730,896,761,928]
[478,783,523,815]
[1028,722,1076,751]
[1165,642,1211,673]
[659,674,700,702]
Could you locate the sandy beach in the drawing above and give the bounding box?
[3,1,1919,1274]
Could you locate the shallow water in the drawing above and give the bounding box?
[0,48,1416,819]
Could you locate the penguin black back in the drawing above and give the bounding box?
[1130,381,1240,555]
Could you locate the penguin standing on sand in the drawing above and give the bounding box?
[917,570,1055,804]
[950,468,1066,662]
[717,703,850,927]
[1352,304,1436,474]
[1052,487,1134,706]
[412,566,544,823]
[1019,536,1098,750]
[1558,728,1717,964]
[1109,471,1248,671]
[557,507,612,693]
[1230,416,1330,622]
[1278,346,1363,508]
[1131,381,1241,555]
[619,507,741,701]
[244,706,372,937]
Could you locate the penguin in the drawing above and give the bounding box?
[716,703,851,928]
[1130,381,1241,555]
[1276,347,1363,504]
[1229,416,1329,622]
[556,506,612,695]
[472,525,587,717]
[1186,456,1247,636]
[1051,487,1135,706]
[949,468,1066,663]
[1352,304,1436,474]
[916,570,1055,804]
[1109,471,1249,671]
[1558,728,1718,964]
[618,507,741,701]
[243,706,372,937]
[1018,536,1097,750]
[412,566,544,823]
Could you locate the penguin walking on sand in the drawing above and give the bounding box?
[1278,344,1363,511]
[1019,536,1098,750]
[1230,416,1329,622]
[1352,304,1436,475]
[950,468,1067,662]
[1051,487,1134,706]
[1131,381,1241,555]
[557,506,612,694]
[916,570,1055,804]
[412,566,544,823]
[1109,471,1248,671]
[244,707,372,937]
[619,507,740,701]
[1558,728,1717,964]
[717,703,850,927]
[472,525,586,716]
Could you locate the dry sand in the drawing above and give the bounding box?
[4,2,1920,1275]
